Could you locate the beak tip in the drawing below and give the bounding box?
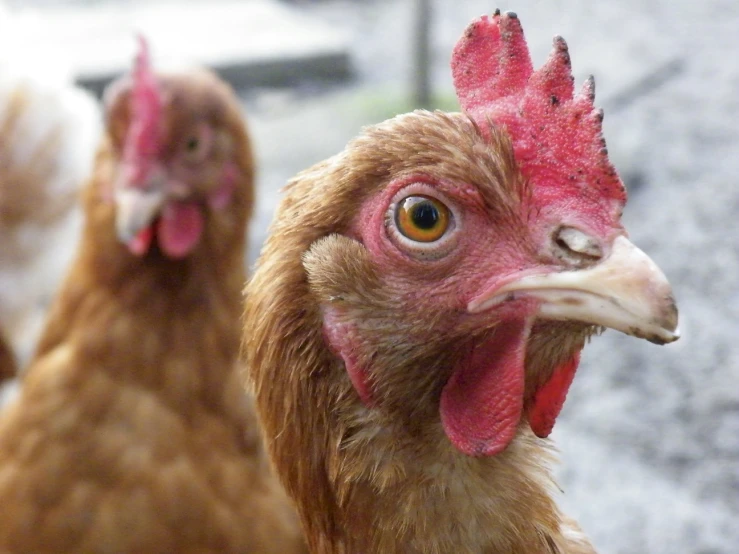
[643,324,680,345]
[654,296,679,344]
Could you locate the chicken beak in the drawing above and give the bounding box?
[114,165,167,243]
[468,235,680,345]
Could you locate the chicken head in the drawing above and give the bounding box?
[244,10,681,552]
[104,37,250,259]
[296,12,678,458]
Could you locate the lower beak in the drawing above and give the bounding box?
[114,164,167,243]
[468,235,679,345]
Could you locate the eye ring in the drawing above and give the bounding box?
[386,183,460,261]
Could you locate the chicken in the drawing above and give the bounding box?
[0,44,101,377]
[243,11,680,554]
[0,39,306,553]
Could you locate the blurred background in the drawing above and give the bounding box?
[1,0,737,552]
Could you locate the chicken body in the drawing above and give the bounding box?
[0,54,305,553]
[243,12,678,554]
[0,61,101,374]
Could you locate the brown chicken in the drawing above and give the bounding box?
[243,11,679,554]
[0,39,305,553]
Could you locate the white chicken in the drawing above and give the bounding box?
[0,3,102,385]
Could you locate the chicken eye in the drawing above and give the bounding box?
[181,123,213,163]
[185,137,199,152]
[395,196,450,242]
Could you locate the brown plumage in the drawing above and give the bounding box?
[243,13,678,554]
[0,45,305,553]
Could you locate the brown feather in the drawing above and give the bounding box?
[0,85,77,234]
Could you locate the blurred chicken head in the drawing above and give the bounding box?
[104,36,248,259]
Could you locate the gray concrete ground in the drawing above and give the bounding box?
[3,0,738,552]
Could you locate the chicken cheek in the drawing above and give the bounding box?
[208,162,239,210]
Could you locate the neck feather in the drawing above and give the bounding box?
[261,346,586,554]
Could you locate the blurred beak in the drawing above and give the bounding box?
[114,164,167,243]
[469,235,679,345]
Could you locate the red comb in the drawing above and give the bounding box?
[452,11,626,217]
[123,35,162,186]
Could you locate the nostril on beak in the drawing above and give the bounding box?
[552,227,603,267]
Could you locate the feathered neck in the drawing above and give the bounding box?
[254,334,587,553]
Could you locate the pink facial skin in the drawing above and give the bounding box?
[353,175,545,311]
[325,174,582,456]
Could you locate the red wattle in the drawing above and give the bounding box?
[528,351,581,438]
[158,202,204,259]
[440,319,532,457]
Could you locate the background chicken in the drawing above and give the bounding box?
[0,39,305,553]
[0,16,101,377]
[243,11,679,554]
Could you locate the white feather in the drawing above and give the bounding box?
[0,3,102,369]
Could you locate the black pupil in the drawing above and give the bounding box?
[186,137,199,151]
[410,201,439,230]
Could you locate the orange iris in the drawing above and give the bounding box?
[395,195,450,242]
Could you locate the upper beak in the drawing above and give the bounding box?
[114,164,167,243]
[468,235,680,345]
